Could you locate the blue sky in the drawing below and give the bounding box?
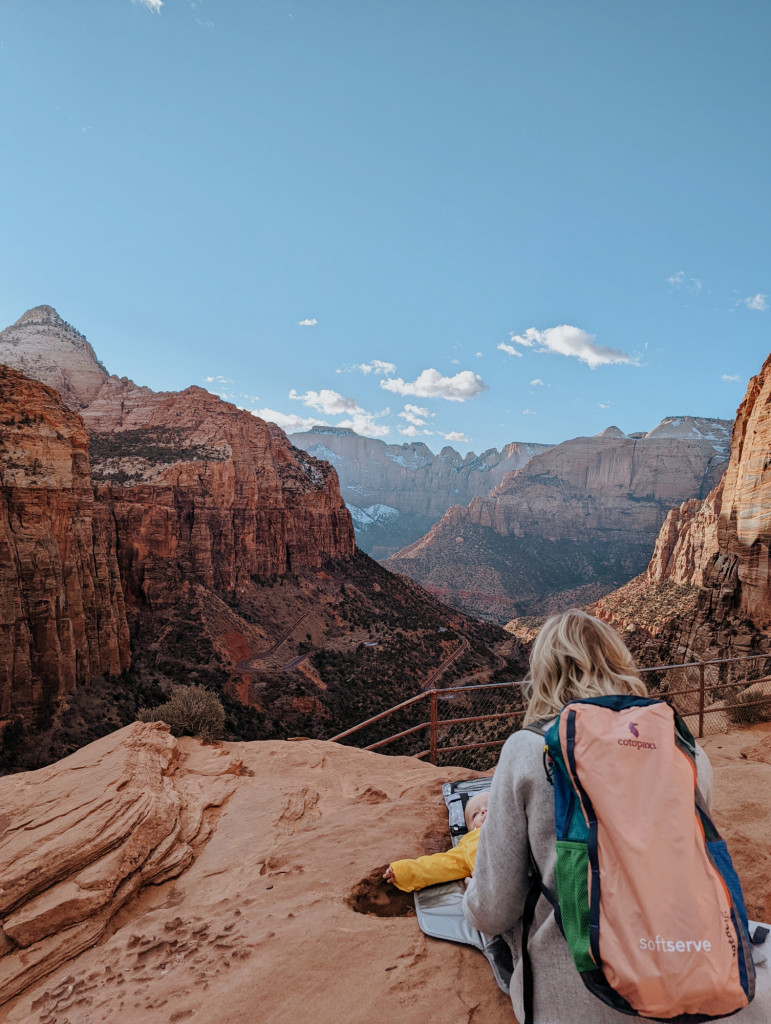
[1,1,769,451]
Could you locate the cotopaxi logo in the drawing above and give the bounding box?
[618,737,657,750]
[640,935,712,954]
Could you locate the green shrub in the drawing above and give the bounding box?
[138,684,225,741]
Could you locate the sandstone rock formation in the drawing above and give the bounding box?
[0,309,521,762]
[0,723,768,1024]
[290,426,553,558]
[0,721,240,1009]
[84,378,355,600]
[386,418,732,623]
[590,354,771,662]
[0,307,107,410]
[0,366,130,718]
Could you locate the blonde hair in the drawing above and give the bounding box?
[522,609,647,726]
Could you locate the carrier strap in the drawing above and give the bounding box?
[521,846,560,1024]
[521,852,541,1024]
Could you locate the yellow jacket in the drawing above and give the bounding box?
[390,828,481,892]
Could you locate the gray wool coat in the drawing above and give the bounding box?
[463,728,770,1024]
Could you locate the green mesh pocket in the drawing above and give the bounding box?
[555,840,594,972]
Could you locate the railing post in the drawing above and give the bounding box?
[698,661,705,739]
[430,689,438,765]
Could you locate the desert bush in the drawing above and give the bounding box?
[138,684,225,741]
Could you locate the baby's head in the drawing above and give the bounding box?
[464,792,489,831]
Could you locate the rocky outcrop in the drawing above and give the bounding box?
[83,378,355,604]
[0,722,239,1006]
[0,724,768,1023]
[386,418,732,623]
[0,367,130,717]
[290,426,552,558]
[590,354,771,661]
[0,307,107,410]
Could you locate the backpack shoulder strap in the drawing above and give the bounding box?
[523,717,554,737]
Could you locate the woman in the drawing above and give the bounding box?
[463,608,769,1024]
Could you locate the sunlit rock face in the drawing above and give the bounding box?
[0,366,130,716]
[0,306,108,410]
[714,359,771,625]
[590,351,771,660]
[82,378,356,604]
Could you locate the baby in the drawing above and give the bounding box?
[383,792,488,892]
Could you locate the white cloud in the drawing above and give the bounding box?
[289,388,360,416]
[506,325,635,370]
[337,411,390,437]
[598,402,611,409]
[285,387,390,437]
[475,352,483,358]
[133,0,163,11]
[381,368,488,402]
[721,374,740,382]
[743,294,768,312]
[497,341,523,358]
[297,318,318,326]
[667,271,702,294]
[530,378,545,387]
[522,409,536,416]
[204,375,233,384]
[399,403,433,427]
[254,408,328,433]
[354,360,397,376]
[441,431,469,443]
[450,358,460,365]
[398,425,421,438]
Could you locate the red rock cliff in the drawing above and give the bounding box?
[0,367,130,717]
[82,377,355,607]
[591,352,771,658]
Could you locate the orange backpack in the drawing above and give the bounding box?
[524,697,756,1024]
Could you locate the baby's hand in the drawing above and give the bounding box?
[383,865,395,884]
[464,875,473,888]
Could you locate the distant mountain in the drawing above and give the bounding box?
[290,426,553,558]
[385,418,732,624]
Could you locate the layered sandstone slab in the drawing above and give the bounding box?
[0,367,130,716]
[0,726,768,1024]
[0,721,239,1006]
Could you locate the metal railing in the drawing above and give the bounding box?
[328,654,771,771]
